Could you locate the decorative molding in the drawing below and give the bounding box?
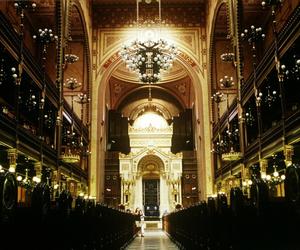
[92,4,206,28]
[129,124,173,133]
[92,27,206,79]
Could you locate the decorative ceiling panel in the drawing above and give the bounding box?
[93,3,206,28]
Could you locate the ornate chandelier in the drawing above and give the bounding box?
[119,0,178,84]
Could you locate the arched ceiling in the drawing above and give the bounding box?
[11,0,269,124]
[118,86,183,113]
[93,0,207,122]
[63,3,89,120]
[138,154,164,176]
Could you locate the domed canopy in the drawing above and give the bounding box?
[133,112,169,129]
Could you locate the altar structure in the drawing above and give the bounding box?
[119,112,182,217]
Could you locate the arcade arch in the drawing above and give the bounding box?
[90,31,213,202]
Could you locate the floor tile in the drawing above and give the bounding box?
[126,230,179,250]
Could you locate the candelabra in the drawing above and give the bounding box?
[25,89,37,112]
[220,43,235,63]
[60,78,81,164]
[255,91,263,107]
[281,56,300,81]
[33,28,58,48]
[261,0,284,15]
[17,168,33,189]
[75,93,90,156]
[264,85,277,108]
[76,93,89,104]
[211,139,227,155]
[219,78,242,161]
[33,27,58,109]
[11,67,19,84]
[0,57,4,85]
[64,78,81,90]
[220,76,234,88]
[65,54,79,64]
[220,52,235,63]
[33,27,57,171]
[14,1,36,12]
[211,91,225,103]
[241,25,265,53]
[261,170,285,186]
[120,39,178,84]
[44,109,55,129]
[241,24,265,166]
[245,107,255,127]
[242,178,253,187]
[119,0,178,84]
[33,28,58,77]
[14,0,36,75]
[211,91,226,156]
[261,155,286,187]
[64,36,79,65]
[10,1,37,175]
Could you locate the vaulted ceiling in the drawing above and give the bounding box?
[6,0,269,122]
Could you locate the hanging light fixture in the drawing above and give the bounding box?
[211,91,226,155]
[60,78,81,164]
[218,79,242,162]
[119,0,178,84]
[65,37,79,65]
[75,92,90,157]
[219,76,234,88]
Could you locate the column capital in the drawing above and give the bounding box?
[241,164,249,179]
[260,159,268,172]
[284,145,294,166]
[34,161,42,178]
[7,148,18,172]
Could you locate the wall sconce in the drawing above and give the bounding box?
[220,76,234,88]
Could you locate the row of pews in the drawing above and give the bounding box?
[0,172,136,250]
[163,164,300,250]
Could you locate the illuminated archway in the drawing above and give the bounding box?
[90,29,213,201]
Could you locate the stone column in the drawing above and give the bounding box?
[7,148,18,173]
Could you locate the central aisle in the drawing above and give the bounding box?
[125,230,179,250]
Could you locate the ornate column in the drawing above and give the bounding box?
[284,145,294,167]
[34,161,42,179]
[241,164,251,197]
[260,159,268,178]
[177,177,182,205]
[166,175,173,210]
[121,178,124,204]
[7,148,18,173]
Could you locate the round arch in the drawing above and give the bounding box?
[69,0,92,101]
[137,155,165,178]
[115,84,187,111]
[208,0,227,88]
[90,36,213,201]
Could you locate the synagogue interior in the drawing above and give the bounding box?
[0,0,299,249]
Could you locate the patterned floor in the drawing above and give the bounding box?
[125,230,179,250]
